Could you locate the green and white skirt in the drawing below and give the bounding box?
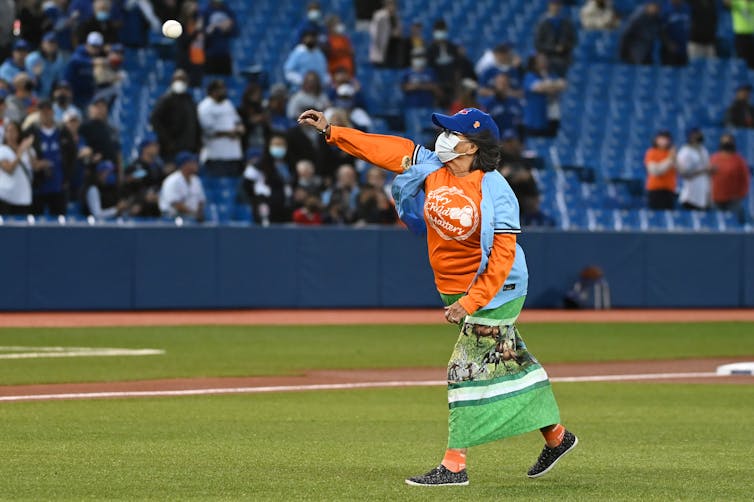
[441,294,560,449]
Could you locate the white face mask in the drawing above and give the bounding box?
[171,80,188,94]
[435,131,463,163]
[334,23,346,34]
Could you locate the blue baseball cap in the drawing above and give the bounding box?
[42,32,57,43]
[95,160,115,173]
[431,108,500,141]
[138,132,158,152]
[174,151,198,167]
[13,39,30,51]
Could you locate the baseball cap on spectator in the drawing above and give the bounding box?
[96,160,115,174]
[174,151,198,167]
[432,108,501,140]
[42,32,57,43]
[138,133,158,152]
[86,32,104,47]
[62,109,81,122]
[13,39,31,51]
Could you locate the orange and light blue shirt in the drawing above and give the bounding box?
[327,125,528,314]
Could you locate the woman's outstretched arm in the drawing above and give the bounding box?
[298,109,418,174]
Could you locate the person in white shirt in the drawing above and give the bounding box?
[677,127,714,210]
[197,79,244,176]
[0,120,36,214]
[159,151,206,221]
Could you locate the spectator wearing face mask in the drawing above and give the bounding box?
[325,14,355,78]
[197,79,244,176]
[77,0,120,45]
[65,31,103,109]
[284,30,331,90]
[52,81,80,125]
[242,135,295,223]
[25,33,65,98]
[296,2,327,48]
[202,0,238,75]
[82,159,126,219]
[710,133,751,221]
[677,127,713,210]
[644,130,678,210]
[150,70,201,161]
[428,19,476,107]
[401,52,439,145]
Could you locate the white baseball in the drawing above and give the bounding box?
[162,20,183,39]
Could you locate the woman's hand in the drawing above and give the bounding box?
[444,300,470,325]
[297,109,329,133]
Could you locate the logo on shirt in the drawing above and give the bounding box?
[424,186,480,241]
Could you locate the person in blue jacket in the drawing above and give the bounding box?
[64,32,102,109]
[660,0,691,66]
[25,32,66,98]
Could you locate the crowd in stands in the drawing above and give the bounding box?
[0,0,751,226]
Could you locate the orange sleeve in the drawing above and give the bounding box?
[458,234,517,314]
[326,125,416,174]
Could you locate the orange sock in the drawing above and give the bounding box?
[541,424,566,447]
[441,449,467,473]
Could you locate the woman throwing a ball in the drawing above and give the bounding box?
[298,108,577,486]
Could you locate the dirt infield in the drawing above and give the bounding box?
[2,308,754,328]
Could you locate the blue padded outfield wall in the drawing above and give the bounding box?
[1,226,753,310]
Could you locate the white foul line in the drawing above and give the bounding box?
[0,371,740,403]
[0,347,164,359]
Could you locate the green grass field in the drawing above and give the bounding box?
[1,322,753,500]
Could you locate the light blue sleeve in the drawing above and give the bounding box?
[489,171,521,234]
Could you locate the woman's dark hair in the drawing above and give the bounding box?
[466,130,501,173]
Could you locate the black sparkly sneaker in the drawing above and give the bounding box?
[527,430,579,478]
[405,465,469,486]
